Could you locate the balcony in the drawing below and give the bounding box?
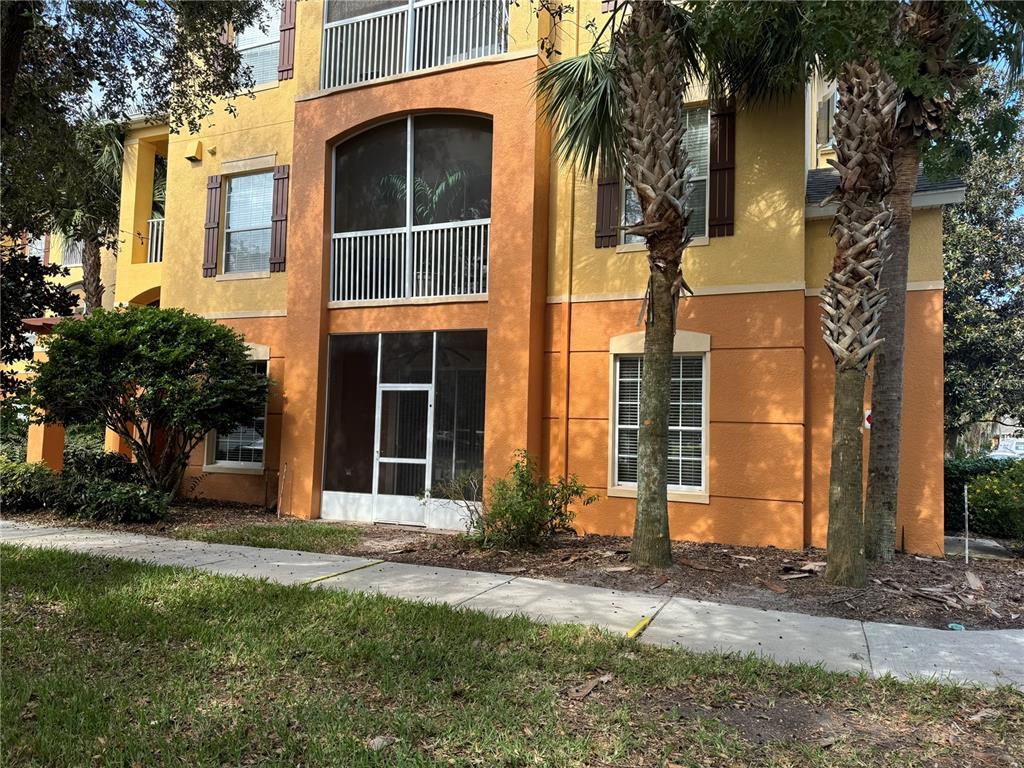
[330,218,488,303]
[321,0,509,90]
[147,218,164,263]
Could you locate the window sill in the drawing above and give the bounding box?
[616,236,709,254]
[607,485,709,505]
[215,271,272,282]
[202,464,265,475]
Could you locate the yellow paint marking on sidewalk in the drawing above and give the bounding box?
[626,615,652,640]
[300,560,383,586]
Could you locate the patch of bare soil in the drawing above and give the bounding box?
[9,503,1023,630]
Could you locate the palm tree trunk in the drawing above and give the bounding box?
[825,366,868,586]
[631,254,675,569]
[82,238,104,312]
[864,139,919,561]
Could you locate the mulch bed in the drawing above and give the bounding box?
[9,502,1024,631]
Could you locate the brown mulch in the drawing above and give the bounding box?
[8,502,1024,631]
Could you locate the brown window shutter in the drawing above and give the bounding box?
[708,101,736,237]
[203,175,222,278]
[278,0,296,81]
[219,22,230,45]
[595,160,620,248]
[42,234,51,265]
[270,165,289,273]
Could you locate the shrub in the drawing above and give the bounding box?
[52,475,169,524]
[0,455,57,514]
[63,446,143,484]
[944,455,1006,531]
[967,460,1024,540]
[471,450,595,549]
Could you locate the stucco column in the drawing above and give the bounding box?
[26,421,65,471]
[277,109,331,520]
[104,427,133,457]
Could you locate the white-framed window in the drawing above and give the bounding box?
[62,240,84,267]
[622,106,710,244]
[26,237,46,261]
[223,171,274,274]
[235,3,281,85]
[816,88,838,148]
[211,360,268,468]
[613,354,706,491]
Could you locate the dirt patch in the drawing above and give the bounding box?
[8,503,1023,630]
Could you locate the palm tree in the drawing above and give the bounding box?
[536,0,703,567]
[820,59,898,586]
[52,117,124,313]
[864,0,1024,561]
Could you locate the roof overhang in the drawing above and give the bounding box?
[806,187,966,220]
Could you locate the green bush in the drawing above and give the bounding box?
[51,475,169,524]
[0,455,57,514]
[944,455,1006,531]
[63,446,142,484]
[967,460,1024,540]
[471,450,594,549]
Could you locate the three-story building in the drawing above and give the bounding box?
[101,0,960,553]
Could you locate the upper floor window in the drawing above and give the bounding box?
[236,3,281,84]
[26,237,46,261]
[224,172,274,274]
[816,89,838,148]
[321,0,509,89]
[613,354,706,491]
[623,106,710,244]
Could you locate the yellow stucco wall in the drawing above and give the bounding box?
[548,95,808,299]
[804,208,945,288]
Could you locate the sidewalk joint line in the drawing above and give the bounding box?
[453,576,519,608]
[860,621,875,675]
[300,559,384,586]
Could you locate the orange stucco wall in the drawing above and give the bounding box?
[278,53,550,519]
[546,291,807,549]
[804,289,945,555]
[180,316,287,508]
[544,287,944,554]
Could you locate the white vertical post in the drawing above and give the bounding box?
[405,0,415,73]
[963,483,970,565]
[404,116,414,298]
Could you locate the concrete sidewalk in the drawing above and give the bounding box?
[3,520,1022,689]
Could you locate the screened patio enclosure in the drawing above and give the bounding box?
[321,330,486,528]
[331,114,492,303]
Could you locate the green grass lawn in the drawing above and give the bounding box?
[172,519,361,552]
[2,545,1021,767]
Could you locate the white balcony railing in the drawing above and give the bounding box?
[147,218,164,263]
[331,218,489,303]
[321,0,509,90]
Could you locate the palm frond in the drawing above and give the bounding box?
[534,45,622,179]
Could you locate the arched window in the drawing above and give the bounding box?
[331,115,492,302]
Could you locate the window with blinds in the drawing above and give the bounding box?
[224,172,274,274]
[614,354,705,490]
[214,360,268,466]
[623,106,710,243]
[236,3,281,84]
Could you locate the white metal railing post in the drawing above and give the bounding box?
[404,115,415,298]
[405,0,416,73]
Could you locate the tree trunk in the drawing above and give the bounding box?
[630,254,675,569]
[826,366,868,587]
[0,1,36,130]
[82,239,104,313]
[864,139,919,561]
